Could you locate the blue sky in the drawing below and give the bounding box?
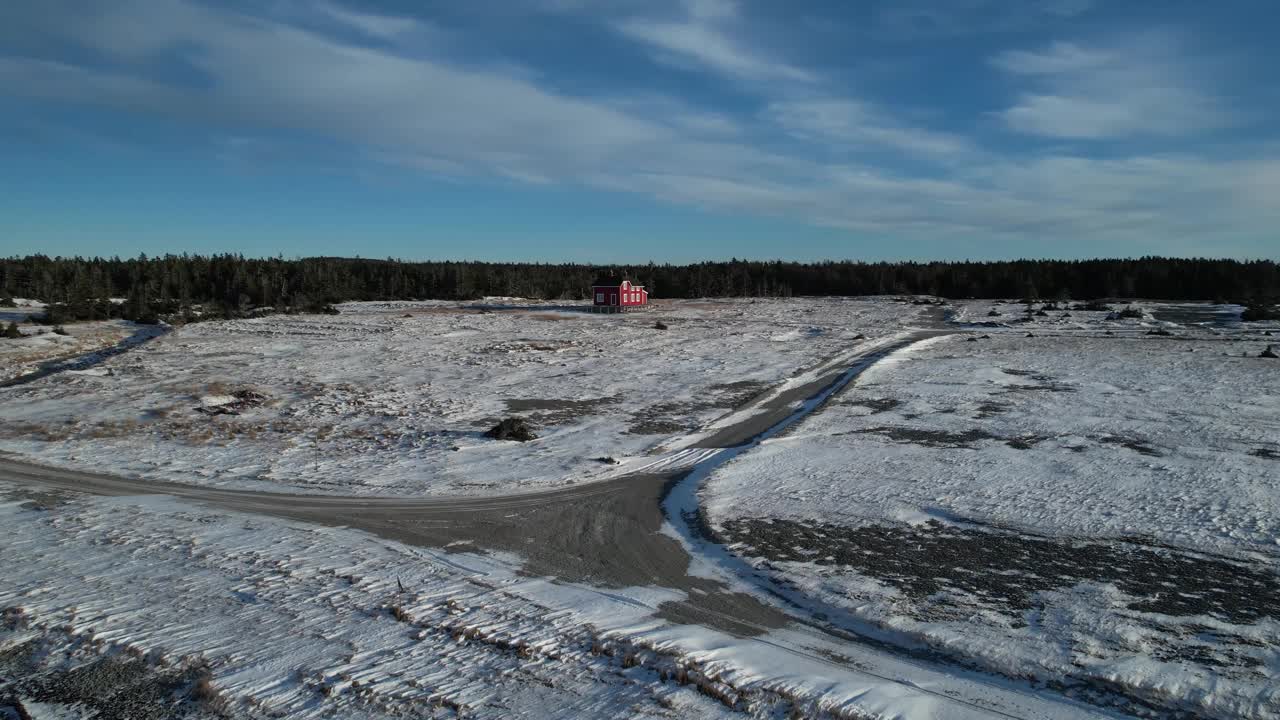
[2,0,1277,262]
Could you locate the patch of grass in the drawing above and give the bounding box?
[718,517,1280,624]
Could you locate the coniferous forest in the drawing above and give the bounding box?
[1,254,1277,324]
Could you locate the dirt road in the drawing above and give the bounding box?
[4,327,1144,719]
[0,331,946,632]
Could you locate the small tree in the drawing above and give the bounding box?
[2,321,21,339]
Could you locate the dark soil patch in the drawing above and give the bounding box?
[1005,434,1047,450]
[1249,448,1280,460]
[846,426,999,448]
[503,396,620,426]
[1097,434,1162,457]
[718,518,1280,624]
[626,401,700,435]
[625,382,768,436]
[707,380,770,408]
[1001,368,1054,382]
[0,634,231,720]
[846,397,903,414]
[1000,381,1075,394]
[973,400,1011,419]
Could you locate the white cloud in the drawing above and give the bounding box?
[991,34,1238,139]
[990,41,1108,75]
[766,100,974,159]
[614,0,812,82]
[0,1,1276,252]
[316,2,420,39]
[999,90,1230,140]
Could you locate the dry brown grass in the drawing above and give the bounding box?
[80,419,142,439]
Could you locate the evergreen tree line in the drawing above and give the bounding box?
[1,254,1276,323]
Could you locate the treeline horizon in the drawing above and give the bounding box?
[2,255,1277,323]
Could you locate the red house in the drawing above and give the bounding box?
[591,275,648,313]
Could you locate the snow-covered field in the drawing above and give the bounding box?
[0,300,146,384]
[1,481,1100,720]
[0,485,775,718]
[5,295,1277,718]
[704,302,1280,718]
[0,298,918,496]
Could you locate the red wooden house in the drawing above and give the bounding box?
[591,275,648,313]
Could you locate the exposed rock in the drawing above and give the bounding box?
[485,417,537,442]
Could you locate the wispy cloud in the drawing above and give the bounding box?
[614,0,812,82]
[0,0,1276,254]
[315,1,421,40]
[876,0,1095,39]
[766,100,975,160]
[991,34,1239,139]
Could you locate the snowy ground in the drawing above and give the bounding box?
[704,302,1280,719]
[6,296,1276,718]
[0,298,919,496]
[1,480,1102,720]
[0,300,144,384]
[0,484,763,719]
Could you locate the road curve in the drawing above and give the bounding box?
[2,327,1133,719]
[0,329,949,633]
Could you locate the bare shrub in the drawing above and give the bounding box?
[485,417,536,442]
[2,606,27,630]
